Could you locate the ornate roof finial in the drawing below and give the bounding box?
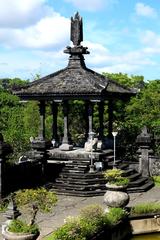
[64,12,89,55]
[71,12,83,46]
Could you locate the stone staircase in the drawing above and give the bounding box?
[47,149,154,196]
[111,162,154,193]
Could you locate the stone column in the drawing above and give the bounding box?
[108,100,113,138]
[88,101,93,138]
[97,101,104,149]
[59,100,73,151]
[39,100,45,140]
[52,101,59,147]
[136,126,152,177]
[84,101,89,141]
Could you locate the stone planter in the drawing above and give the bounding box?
[2,227,39,240]
[104,183,129,209]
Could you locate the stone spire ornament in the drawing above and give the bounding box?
[64,12,89,55]
[71,12,83,46]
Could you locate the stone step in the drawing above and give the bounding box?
[56,177,106,185]
[52,182,106,191]
[128,177,148,187]
[66,161,90,166]
[107,160,122,166]
[50,187,106,196]
[127,180,154,193]
[128,172,141,181]
[117,163,129,170]
[105,155,114,161]
[61,168,88,174]
[103,149,114,155]
[59,171,104,179]
[65,164,89,169]
[122,168,135,176]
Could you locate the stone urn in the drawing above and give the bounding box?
[104,183,129,210]
[2,226,39,240]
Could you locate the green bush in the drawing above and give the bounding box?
[131,202,160,215]
[45,204,128,240]
[8,219,39,235]
[103,208,127,226]
[103,169,129,186]
[152,176,160,187]
[15,188,57,212]
[80,204,104,226]
[51,217,86,240]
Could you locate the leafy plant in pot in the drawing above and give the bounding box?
[3,204,40,240]
[103,168,130,210]
[104,168,129,188]
[2,188,57,240]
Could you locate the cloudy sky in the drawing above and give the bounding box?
[0,0,160,81]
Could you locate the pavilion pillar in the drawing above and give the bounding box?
[59,100,73,151]
[108,100,113,138]
[97,101,104,149]
[39,101,45,139]
[88,101,93,138]
[84,101,89,140]
[98,101,104,140]
[52,101,59,147]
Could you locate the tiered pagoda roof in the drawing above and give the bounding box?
[14,12,135,100]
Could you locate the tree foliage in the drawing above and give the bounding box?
[103,72,160,157]
[0,78,39,162]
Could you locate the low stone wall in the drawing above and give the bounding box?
[3,161,63,196]
[90,221,132,240]
[129,214,160,235]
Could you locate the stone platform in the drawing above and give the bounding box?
[48,147,110,162]
[47,147,154,196]
[47,148,112,196]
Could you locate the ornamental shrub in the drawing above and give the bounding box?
[131,202,160,215]
[103,169,129,186]
[15,188,57,212]
[45,204,128,240]
[8,219,39,235]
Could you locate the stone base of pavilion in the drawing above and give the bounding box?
[46,147,112,196]
[46,147,154,197]
[48,147,110,162]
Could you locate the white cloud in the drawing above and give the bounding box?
[140,30,160,47]
[84,41,155,75]
[64,0,117,11]
[135,2,157,18]
[94,63,140,74]
[0,0,52,28]
[139,30,160,56]
[0,13,70,50]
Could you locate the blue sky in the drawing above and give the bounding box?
[0,0,160,81]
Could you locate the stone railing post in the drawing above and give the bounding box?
[136,126,153,177]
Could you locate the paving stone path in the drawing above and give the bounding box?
[1,187,160,239]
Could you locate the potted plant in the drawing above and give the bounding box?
[2,188,57,240]
[103,169,130,210]
[2,205,40,240]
